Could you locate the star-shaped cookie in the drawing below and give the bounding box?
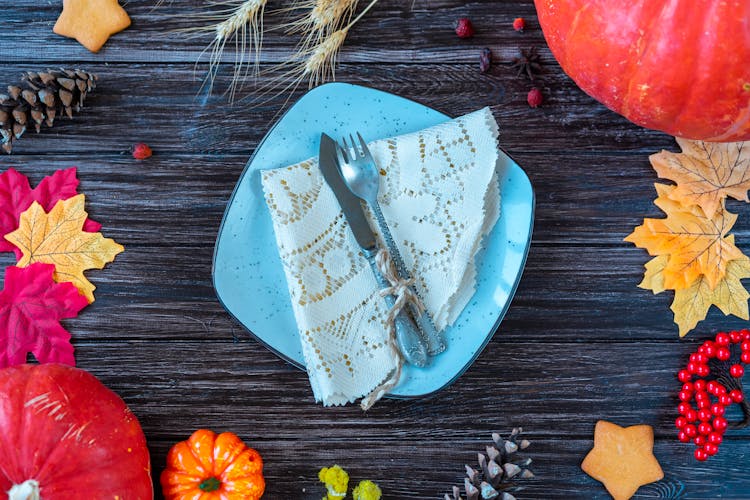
[581,420,664,500]
[53,0,131,53]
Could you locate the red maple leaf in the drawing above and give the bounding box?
[0,263,88,368]
[0,167,101,258]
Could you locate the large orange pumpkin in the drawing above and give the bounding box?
[0,363,153,499]
[535,0,750,141]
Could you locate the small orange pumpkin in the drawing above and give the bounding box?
[161,429,265,500]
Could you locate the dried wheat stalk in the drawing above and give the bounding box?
[176,0,267,102]
[284,0,359,39]
[167,0,378,103]
[250,0,377,105]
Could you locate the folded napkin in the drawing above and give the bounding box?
[261,108,501,407]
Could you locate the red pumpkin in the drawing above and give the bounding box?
[535,0,750,141]
[0,363,152,499]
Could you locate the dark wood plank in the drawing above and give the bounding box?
[74,340,750,498]
[2,0,550,63]
[0,61,672,155]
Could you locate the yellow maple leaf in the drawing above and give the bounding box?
[625,184,744,290]
[672,258,750,337]
[639,254,668,294]
[4,194,123,303]
[639,238,750,336]
[651,138,750,218]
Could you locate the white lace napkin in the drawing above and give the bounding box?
[261,108,501,407]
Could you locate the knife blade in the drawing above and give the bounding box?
[318,132,427,368]
[319,133,376,250]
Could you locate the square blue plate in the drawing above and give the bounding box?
[213,82,534,398]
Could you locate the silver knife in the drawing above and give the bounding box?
[318,133,428,368]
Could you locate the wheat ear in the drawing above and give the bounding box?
[282,0,359,40]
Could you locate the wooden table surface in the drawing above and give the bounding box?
[3,1,749,498]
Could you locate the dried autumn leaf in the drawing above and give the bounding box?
[0,263,88,367]
[672,257,750,337]
[651,138,750,218]
[625,184,744,290]
[639,237,750,336]
[0,167,101,258]
[4,194,124,303]
[639,254,668,295]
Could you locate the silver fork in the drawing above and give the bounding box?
[336,132,446,355]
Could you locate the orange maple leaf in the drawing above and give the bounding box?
[651,138,750,218]
[625,184,744,290]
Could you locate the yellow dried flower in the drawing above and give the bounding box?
[318,465,349,500]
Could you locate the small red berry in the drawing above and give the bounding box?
[686,362,698,374]
[730,389,744,403]
[685,409,698,422]
[694,379,707,391]
[675,416,688,428]
[707,380,719,393]
[730,330,742,343]
[455,18,475,38]
[730,364,745,378]
[695,353,709,364]
[678,390,692,401]
[719,394,733,406]
[708,432,723,445]
[713,417,728,432]
[513,17,526,32]
[698,408,712,421]
[132,142,153,160]
[678,402,692,415]
[705,443,719,456]
[717,347,731,361]
[697,398,710,409]
[742,329,750,340]
[694,435,707,446]
[698,422,713,435]
[695,391,709,402]
[684,424,697,437]
[694,447,709,461]
[716,332,731,346]
[703,343,717,358]
[742,340,750,351]
[681,382,694,393]
[710,404,725,417]
[742,351,750,364]
[678,430,690,443]
[678,370,692,382]
[527,87,543,108]
[696,364,710,377]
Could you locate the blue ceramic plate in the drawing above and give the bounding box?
[213,82,534,397]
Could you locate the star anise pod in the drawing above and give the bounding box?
[511,47,542,81]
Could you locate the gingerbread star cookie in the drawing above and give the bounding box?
[53,0,131,53]
[581,420,664,500]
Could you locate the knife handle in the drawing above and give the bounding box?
[370,202,446,355]
[365,250,428,368]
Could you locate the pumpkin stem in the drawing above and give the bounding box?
[7,480,40,500]
[199,477,222,492]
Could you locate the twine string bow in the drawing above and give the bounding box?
[375,248,425,327]
[360,248,426,411]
